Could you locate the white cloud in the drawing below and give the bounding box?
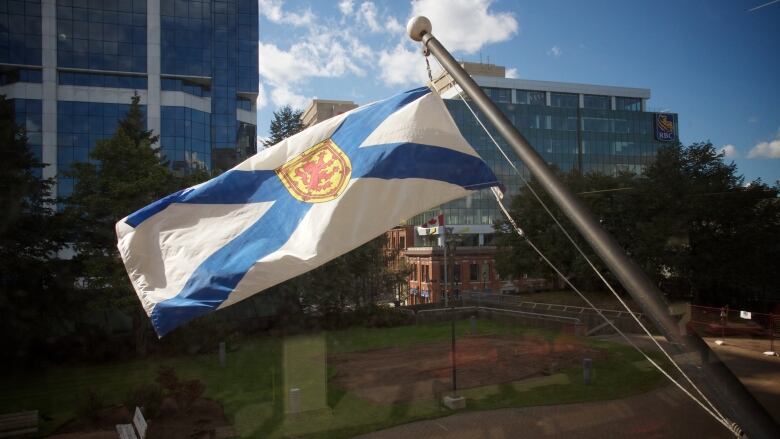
[256,83,268,110]
[258,26,366,114]
[352,2,405,34]
[506,67,518,79]
[720,144,738,158]
[547,45,562,58]
[748,129,780,159]
[258,0,314,27]
[358,2,382,32]
[386,17,405,34]
[338,0,354,15]
[270,86,310,110]
[259,35,364,86]
[410,0,518,54]
[378,43,430,86]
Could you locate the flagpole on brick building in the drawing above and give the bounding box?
[406,15,778,439]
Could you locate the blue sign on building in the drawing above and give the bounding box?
[655,113,677,142]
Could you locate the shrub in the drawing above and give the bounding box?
[154,366,206,412]
[124,383,163,418]
[75,388,105,422]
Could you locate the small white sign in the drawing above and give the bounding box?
[740,311,752,320]
[133,407,147,439]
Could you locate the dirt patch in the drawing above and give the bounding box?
[329,334,601,404]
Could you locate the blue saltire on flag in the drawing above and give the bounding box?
[117,87,500,336]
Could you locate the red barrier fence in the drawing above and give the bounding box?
[688,305,779,353]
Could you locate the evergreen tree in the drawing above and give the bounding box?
[262,106,304,147]
[0,96,68,361]
[65,94,207,354]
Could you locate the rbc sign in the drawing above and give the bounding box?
[655,113,677,142]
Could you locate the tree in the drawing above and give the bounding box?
[0,96,70,362]
[262,106,304,147]
[495,169,636,291]
[64,94,208,355]
[495,142,780,308]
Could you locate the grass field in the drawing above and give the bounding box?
[0,319,666,438]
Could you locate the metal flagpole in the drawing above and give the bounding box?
[407,16,779,439]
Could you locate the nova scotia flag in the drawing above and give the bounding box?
[117,87,499,336]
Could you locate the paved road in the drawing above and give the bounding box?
[357,335,780,439]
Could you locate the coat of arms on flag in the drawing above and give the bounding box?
[116,87,500,336]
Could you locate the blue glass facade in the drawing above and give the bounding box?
[56,0,147,72]
[160,0,211,77]
[0,0,41,66]
[56,101,143,198]
[10,98,43,176]
[160,105,210,171]
[160,0,259,172]
[0,1,259,195]
[407,97,678,227]
[58,71,146,89]
[0,67,42,84]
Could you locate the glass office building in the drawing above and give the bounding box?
[399,63,679,301]
[0,0,259,199]
[408,63,679,234]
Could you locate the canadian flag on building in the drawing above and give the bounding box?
[421,213,445,228]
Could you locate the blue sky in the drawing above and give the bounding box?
[257,0,780,183]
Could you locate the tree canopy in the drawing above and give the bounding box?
[495,142,780,308]
[0,96,70,361]
[64,94,208,354]
[262,106,304,148]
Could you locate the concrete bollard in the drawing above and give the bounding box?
[583,358,592,385]
[470,315,477,335]
[219,341,226,367]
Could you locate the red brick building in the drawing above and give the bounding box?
[386,226,503,305]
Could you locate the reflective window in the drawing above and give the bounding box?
[57,101,144,198]
[160,0,212,77]
[483,87,511,103]
[0,0,41,66]
[584,94,610,109]
[160,105,211,172]
[550,92,578,108]
[56,0,147,72]
[237,96,254,111]
[10,98,43,177]
[58,71,147,89]
[237,121,257,158]
[161,77,210,97]
[516,89,546,105]
[616,96,642,111]
[0,67,42,85]
[237,0,258,93]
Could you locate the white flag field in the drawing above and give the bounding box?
[116,87,500,336]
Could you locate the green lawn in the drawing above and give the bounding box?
[0,319,666,438]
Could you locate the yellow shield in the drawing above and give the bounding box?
[275,138,352,203]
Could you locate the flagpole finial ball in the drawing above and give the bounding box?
[407,16,432,41]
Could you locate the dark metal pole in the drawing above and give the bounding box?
[446,229,458,394]
[407,16,779,439]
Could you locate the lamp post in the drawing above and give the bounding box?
[444,230,458,394]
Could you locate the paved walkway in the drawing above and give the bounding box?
[357,335,780,439]
[356,386,733,439]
